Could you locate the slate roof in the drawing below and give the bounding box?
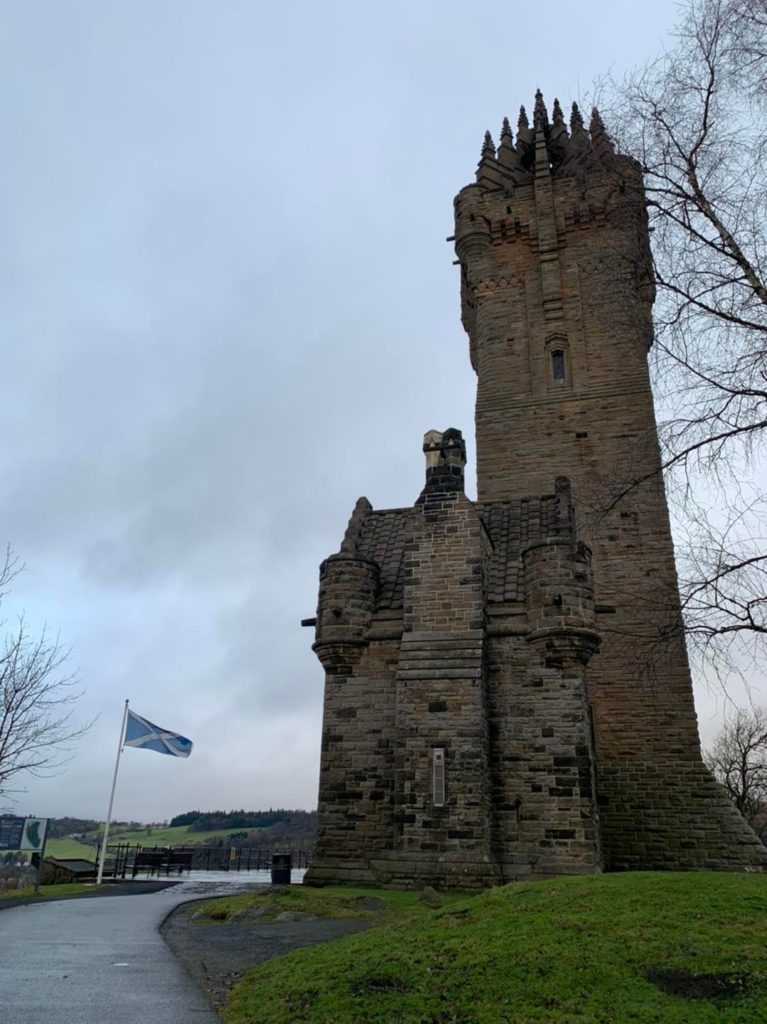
[356,508,411,610]
[479,497,561,604]
[353,495,563,610]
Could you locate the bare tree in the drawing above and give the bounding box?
[0,550,89,802]
[608,0,767,668]
[705,706,767,836]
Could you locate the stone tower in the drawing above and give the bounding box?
[303,95,766,888]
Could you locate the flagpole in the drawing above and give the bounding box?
[97,699,129,886]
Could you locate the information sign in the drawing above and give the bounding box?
[0,817,24,850]
[0,816,48,851]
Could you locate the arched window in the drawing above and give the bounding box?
[552,349,566,381]
[545,332,571,389]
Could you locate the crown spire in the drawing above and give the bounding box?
[533,91,552,178]
[497,115,522,178]
[590,106,615,158]
[500,116,514,148]
[516,105,534,168]
[476,129,504,189]
[533,89,549,131]
[562,101,589,163]
[552,98,566,130]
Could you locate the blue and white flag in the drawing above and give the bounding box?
[124,709,193,758]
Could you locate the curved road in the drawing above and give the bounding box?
[0,875,269,1024]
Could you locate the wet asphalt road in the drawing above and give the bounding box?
[0,875,274,1024]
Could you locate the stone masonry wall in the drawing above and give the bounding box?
[389,467,499,888]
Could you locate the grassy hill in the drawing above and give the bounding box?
[45,837,99,860]
[221,872,767,1024]
[103,824,258,846]
[45,824,259,860]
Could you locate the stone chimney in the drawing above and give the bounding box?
[419,428,466,501]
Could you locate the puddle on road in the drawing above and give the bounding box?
[167,869,306,898]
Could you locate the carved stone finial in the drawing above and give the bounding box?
[548,98,569,168]
[563,102,590,164]
[590,106,615,157]
[590,106,606,134]
[476,130,504,189]
[497,115,522,177]
[516,105,534,169]
[533,89,549,130]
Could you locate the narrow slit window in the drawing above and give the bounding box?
[432,748,446,806]
[552,350,566,381]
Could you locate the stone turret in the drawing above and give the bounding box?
[314,497,379,671]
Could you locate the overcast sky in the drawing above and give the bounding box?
[3,1,756,824]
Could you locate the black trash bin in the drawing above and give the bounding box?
[271,853,292,885]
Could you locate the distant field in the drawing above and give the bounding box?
[45,837,99,860]
[106,825,260,846]
[45,824,260,859]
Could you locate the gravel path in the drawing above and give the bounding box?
[161,900,372,1010]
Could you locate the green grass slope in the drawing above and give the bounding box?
[224,872,767,1024]
[45,837,99,860]
[192,884,465,924]
[46,824,258,857]
[103,824,260,846]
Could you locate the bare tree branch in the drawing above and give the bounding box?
[704,706,767,835]
[0,550,91,802]
[604,0,767,669]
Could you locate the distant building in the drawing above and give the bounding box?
[304,94,767,888]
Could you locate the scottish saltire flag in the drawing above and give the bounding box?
[124,709,193,758]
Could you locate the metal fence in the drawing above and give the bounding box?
[104,841,314,878]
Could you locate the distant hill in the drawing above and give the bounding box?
[170,809,316,835]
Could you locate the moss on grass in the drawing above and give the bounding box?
[0,882,92,901]
[222,872,767,1024]
[192,884,464,924]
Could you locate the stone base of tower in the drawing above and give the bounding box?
[497,846,602,884]
[304,849,503,891]
[598,760,767,872]
[303,857,379,888]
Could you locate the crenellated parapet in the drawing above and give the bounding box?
[454,93,652,343]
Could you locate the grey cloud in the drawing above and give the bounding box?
[2,1,685,820]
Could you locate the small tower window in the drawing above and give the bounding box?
[432,748,446,807]
[552,350,566,381]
